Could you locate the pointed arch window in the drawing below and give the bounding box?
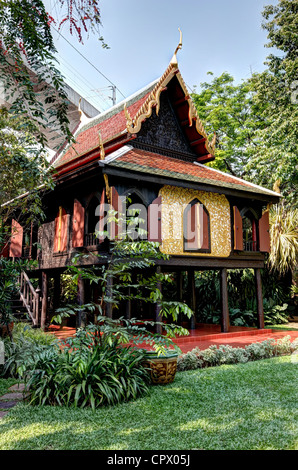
[233,206,261,252]
[242,210,257,252]
[118,188,148,241]
[183,199,210,252]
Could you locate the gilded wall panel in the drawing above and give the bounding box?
[159,185,231,257]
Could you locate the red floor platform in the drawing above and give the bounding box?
[48,323,298,354]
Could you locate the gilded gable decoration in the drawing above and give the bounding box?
[123,30,216,157]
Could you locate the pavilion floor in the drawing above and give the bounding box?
[47,323,298,354]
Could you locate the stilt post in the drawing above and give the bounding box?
[188,268,196,329]
[155,266,162,335]
[255,268,264,329]
[106,274,113,319]
[77,274,86,328]
[41,271,48,330]
[220,268,229,333]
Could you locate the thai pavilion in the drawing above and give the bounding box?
[7,35,280,334]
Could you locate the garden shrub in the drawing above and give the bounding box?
[2,321,157,408]
[2,323,58,378]
[177,336,295,372]
[177,351,201,371]
[24,338,149,408]
[11,322,58,346]
[263,302,289,325]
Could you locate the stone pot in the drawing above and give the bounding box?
[143,350,178,385]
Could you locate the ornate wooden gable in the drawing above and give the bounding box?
[124,61,216,165]
[132,89,198,161]
[52,30,216,175]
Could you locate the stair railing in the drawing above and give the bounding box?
[19,271,42,326]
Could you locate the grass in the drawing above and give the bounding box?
[266,324,298,331]
[0,356,297,450]
[0,378,17,398]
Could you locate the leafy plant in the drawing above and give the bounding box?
[194,268,292,327]
[4,320,156,408]
[0,258,34,340]
[269,205,298,277]
[53,202,193,334]
[177,336,295,372]
[2,323,58,377]
[263,302,289,325]
[25,338,150,409]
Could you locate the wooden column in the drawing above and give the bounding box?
[255,268,264,329]
[220,268,229,333]
[155,266,162,334]
[106,275,113,318]
[177,271,183,302]
[53,273,61,312]
[41,271,48,330]
[188,269,196,330]
[29,221,33,259]
[175,270,183,325]
[77,274,86,328]
[126,286,132,320]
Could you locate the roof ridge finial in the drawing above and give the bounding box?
[170,28,183,67]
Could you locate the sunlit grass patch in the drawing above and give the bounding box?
[0,356,297,450]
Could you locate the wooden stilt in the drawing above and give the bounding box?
[106,275,113,318]
[188,269,196,330]
[175,270,183,324]
[255,268,264,329]
[126,286,132,320]
[41,271,48,330]
[155,266,162,334]
[220,268,229,333]
[77,274,86,328]
[53,273,61,312]
[177,271,183,302]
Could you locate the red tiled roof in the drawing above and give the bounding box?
[109,148,278,197]
[53,89,153,168]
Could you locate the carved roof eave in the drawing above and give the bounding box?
[124,62,216,157]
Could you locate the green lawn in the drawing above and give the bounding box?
[0,356,297,450]
[0,378,17,398]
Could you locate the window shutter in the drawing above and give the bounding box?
[148,196,162,243]
[60,212,69,252]
[72,199,85,248]
[53,213,59,252]
[259,211,270,252]
[200,205,210,250]
[184,203,198,251]
[53,207,68,252]
[184,201,210,251]
[233,206,243,251]
[9,219,23,258]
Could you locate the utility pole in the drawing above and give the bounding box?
[109,85,116,106]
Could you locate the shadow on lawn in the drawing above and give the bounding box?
[0,358,297,450]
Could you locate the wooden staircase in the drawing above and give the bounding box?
[18,271,42,327]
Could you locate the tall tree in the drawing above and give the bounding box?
[0,0,105,148]
[192,0,297,208]
[247,0,298,208]
[191,72,263,178]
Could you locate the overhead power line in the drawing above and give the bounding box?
[51,25,126,100]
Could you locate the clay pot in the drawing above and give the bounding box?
[143,350,178,385]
